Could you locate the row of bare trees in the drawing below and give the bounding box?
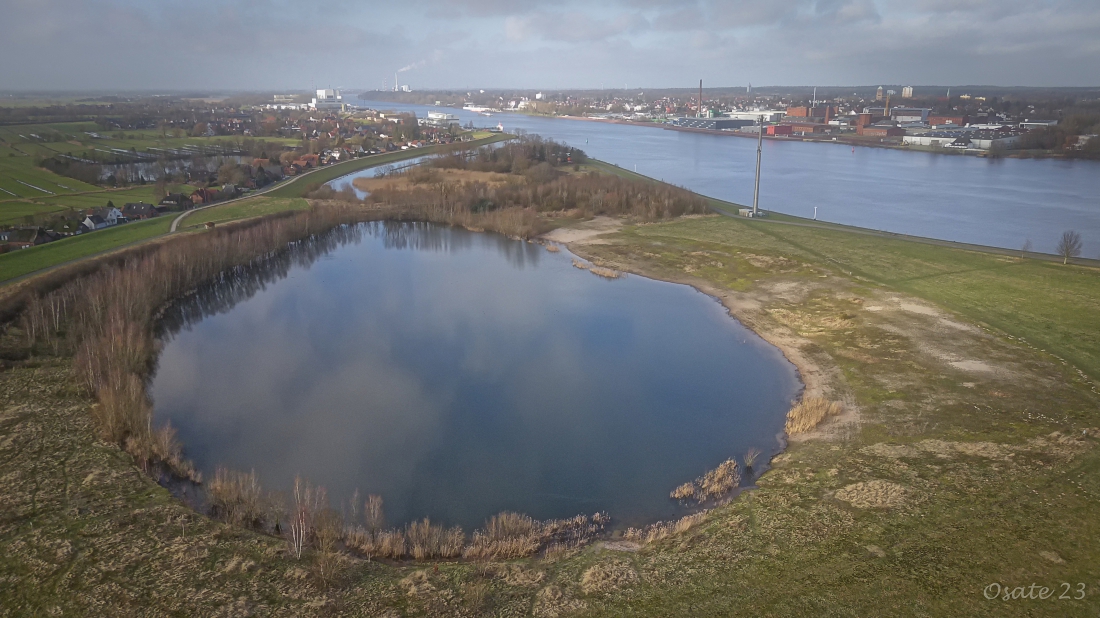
[19,206,366,477]
[206,466,609,570]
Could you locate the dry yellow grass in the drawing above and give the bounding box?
[465,511,541,560]
[670,482,697,502]
[835,480,909,508]
[784,396,844,434]
[580,560,638,595]
[698,459,741,500]
[669,458,742,505]
[207,467,264,527]
[623,511,707,544]
[351,167,515,194]
[588,266,621,279]
[406,518,464,560]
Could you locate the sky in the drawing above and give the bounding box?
[2,0,1099,91]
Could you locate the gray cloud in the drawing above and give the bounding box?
[0,0,1096,89]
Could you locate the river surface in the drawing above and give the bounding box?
[360,100,1100,255]
[150,222,800,529]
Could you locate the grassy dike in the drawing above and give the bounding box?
[2,166,1099,614]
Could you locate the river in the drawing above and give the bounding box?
[359,100,1100,256]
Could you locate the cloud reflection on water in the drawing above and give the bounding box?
[151,222,799,529]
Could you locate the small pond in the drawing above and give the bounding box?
[150,222,801,530]
[324,155,431,199]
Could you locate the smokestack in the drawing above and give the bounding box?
[395,72,398,92]
[698,79,703,118]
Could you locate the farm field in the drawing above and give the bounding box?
[0,120,295,206]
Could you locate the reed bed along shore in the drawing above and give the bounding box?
[205,468,610,564]
[785,396,844,435]
[669,458,742,505]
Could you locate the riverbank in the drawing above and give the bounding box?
[560,113,1084,159]
[2,164,1099,614]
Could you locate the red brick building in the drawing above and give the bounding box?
[857,125,905,137]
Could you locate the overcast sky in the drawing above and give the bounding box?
[2,0,1098,91]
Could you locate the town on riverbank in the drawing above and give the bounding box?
[371,84,1100,158]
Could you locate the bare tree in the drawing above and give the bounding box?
[365,495,385,535]
[1057,230,1083,264]
[1021,238,1033,258]
[288,476,312,559]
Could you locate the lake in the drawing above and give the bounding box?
[359,100,1100,256]
[150,222,801,530]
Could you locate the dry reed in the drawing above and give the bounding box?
[588,266,621,279]
[785,396,844,434]
[464,512,541,560]
[405,518,465,560]
[623,511,707,544]
[670,482,697,502]
[744,447,761,470]
[670,459,742,505]
[17,205,365,480]
[207,467,264,528]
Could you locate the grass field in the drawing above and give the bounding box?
[179,197,310,230]
[0,217,173,283]
[3,207,1098,615]
[0,122,295,209]
[622,216,1100,383]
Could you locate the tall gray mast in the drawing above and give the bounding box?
[752,115,763,216]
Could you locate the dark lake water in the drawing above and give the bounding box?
[360,100,1100,256]
[150,222,800,530]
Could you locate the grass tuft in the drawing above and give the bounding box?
[784,396,844,435]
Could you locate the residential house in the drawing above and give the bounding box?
[51,219,84,236]
[293,154,320,169]
[81,215,108,232]
[159,193,194,211]
[122,202,159,220]
[0,227,58,249]
[190,188,220,204]
[88,206,125,226]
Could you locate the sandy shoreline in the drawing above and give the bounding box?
[544,217,852,443]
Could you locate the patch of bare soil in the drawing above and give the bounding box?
[541,216,622,244]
